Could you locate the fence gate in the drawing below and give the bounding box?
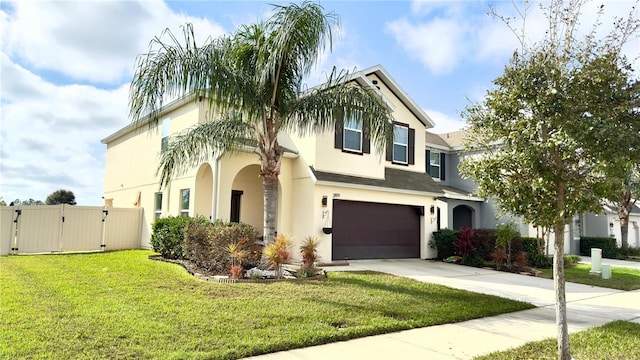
[0,205,142,255]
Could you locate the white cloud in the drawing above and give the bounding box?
[424,108,466,134]
[391,1,639,76]
[385,17,468,75]
[2,0,226,85]
[0,54,129,204]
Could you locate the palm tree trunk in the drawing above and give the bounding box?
[262,174,278,246]
[259,129,283,248]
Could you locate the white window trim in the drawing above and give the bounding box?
[430,152,441,179]
[392,124,408,164]
[154,192,162,219]
[161,117,171,151]
[180,189,190,217]
[343,115,363,153]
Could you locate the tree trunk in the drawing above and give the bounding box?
[262,174,279,246]
[618,191,632,250]
[553,223,570,360]
[258,121,284,248]
[554,182,571,360]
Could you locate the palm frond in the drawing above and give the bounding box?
[129,24,259,129]
[284,75,393,153]
[262,1,339,106]
[157,116,251,187]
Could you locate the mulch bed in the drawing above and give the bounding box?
[148,255,326,283]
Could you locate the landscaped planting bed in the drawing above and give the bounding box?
[1,250,533,359]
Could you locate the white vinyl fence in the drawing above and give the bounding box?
[0,205,143,255]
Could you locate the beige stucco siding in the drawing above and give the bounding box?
[367,73,427,174]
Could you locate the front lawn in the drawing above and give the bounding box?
[538,264,640,291]
[475,320,640,360]
[0,250,532,360]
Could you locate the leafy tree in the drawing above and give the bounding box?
[129,2,392,246]
[461,1,639,358]
[45,189,77,205]
[0,200,6,206]
[601,161,640,252]
[13,198,44,206]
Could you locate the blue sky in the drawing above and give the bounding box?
[1,0,638,205]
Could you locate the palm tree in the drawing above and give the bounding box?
[129,2,393,246]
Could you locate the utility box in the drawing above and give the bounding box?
[601,264,611,280]
[590,248,602,274]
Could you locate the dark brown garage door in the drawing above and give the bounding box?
[332,200,421,260]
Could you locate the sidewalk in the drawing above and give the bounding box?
[579,256,640,270]
[244,259,640,360]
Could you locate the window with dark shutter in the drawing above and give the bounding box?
[440,153,446,180]
[335,108,369,154]
[428,151,441,179]
[390,122,414,165]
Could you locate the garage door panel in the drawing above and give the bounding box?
[332,200,420,260]
[333,245,418,260]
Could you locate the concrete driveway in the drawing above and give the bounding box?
[326,259,624,307]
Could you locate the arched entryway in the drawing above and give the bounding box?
[231,165,263,230]
[194,163,213,220]
[452,205,473,229]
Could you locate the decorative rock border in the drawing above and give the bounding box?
[148,255,327,283]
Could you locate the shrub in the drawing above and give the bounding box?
[454,227,476,261]
[519,236,552,268]
[150,216,204,259]
[300,236,320,269]
[472,229,497,261]
[183,220,260,275]
[580,237,618,259]
[513,251,528,271]
[430,229,459,260]
[496,222,518,266]
[491,247,508,270]
[264,234,292,279]
[564,255,581,267]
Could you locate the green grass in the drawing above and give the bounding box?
[0,250,533,360]
[475,320,640,360]
[539,264,640,291]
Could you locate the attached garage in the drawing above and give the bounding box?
[332,199,422,260]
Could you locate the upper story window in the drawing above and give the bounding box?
[429,151,441,178]
[392,124,408,164]
[180,189,190,217]
[343,115,362,153]
[387,122,415,165]
[161,117,171,150]
[154,192,162,219]
[426,150,446,180]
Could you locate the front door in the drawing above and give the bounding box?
[230,190,243,223]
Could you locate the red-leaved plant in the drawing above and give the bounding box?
[453,227,476,262]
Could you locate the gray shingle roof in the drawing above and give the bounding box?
[311,167,444,196]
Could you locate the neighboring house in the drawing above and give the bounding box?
[102,65,444,261]
[426,130,639,254]
[580,203,640,249]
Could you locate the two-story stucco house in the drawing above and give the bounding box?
[425,130,640,253]
[102,65,444,262]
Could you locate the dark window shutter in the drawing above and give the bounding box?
[426,150,431,174]
[440,153,446,180]
[334,109,344,149]
[408,128,415,165]
[386,138,393,161]
[363,122,371,154]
